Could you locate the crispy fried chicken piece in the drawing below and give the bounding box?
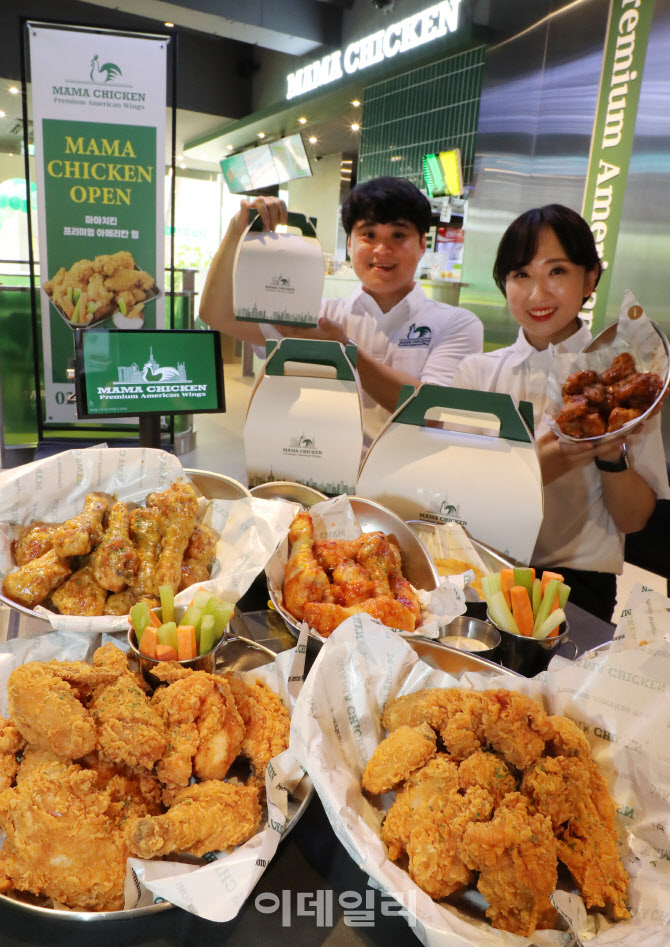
[79,754,164,818]
[546,715,591,758]
[482,688,555,769]
[11,521,60,566]
[283,512,335,621]
[459,792,558,936]
[562,369,598,396]
[128,506,162,605]
[458,750,517,806]
[92,501,139,593]
[88,644,168,770]
[1,548,72,609]
[223,674,291,787]
[313,537,363,571]
[521,755,591,830]
[303,595,416,636]
[331,558,375,606]
[125,781,262,858]
[362,723,436,796]
[150,664,245,789]
[381,688,492,761]
[598,351,636,385]
[381,687,457,732]
[0,758,133,911]
[147,482,199,593]
[0,717,25,791]
[7,661,120,759]
[51,562,107,615]
[179,522,218,591]
[382,755,459,860]
[407,786,494,898]
[51,492,109,557]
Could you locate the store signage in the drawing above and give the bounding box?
[580,0,654,332]
[286,0,461,100]
[28,22,168,424]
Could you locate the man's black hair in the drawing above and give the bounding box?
[493,204,602,300]
[341,176,432,237]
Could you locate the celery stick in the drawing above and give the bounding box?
[211,601,234,636]
[513,567,534,597]
[535,608,566,640]
[180,604,203,630]
[70,295,81,324]
[118,297,127,315]
[533,579,561,635]
[130,600,151,643]
[66,286,74,303]
[481,571,503,605]
[557,583,571,610]
[488,589,520,635]
[532,578,542,618]
[157,621,178,651]
[72,287,81,303]
[191,588,213,611]
[199,615,217,655]
[159,585,175,624]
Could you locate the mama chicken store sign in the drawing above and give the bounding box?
[28,22,168,424]
[286,0,462,100]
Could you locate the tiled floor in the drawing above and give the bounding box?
[181,357,667,621]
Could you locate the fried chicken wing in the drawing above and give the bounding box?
[521,755,591,830]
[546,715,591,758]
[51,562,107,615]
[179,522,218,591]
[92,501,139,593]
[51,492,109,557]
[1,548,72,609]
[125,780,261,858]
[147,482,199,593]
[381,687,457,732]
[362,723,436,796]
[482,688,555,769]
[283,512,334,621]
[10,521,59,566]
[128,506,162,605]
[223,674,291,787]
[303,595,415,636]
[458,750,517,806]
[382,755,459,860]
[0,717,25,791]
[459,792,558,936]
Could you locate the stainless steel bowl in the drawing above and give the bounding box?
[249,481,327,507]
[437,615,501,655]
[183,468,251,501]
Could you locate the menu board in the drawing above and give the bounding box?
[270,133,312,182]
[243,144,280,189]
[220,152,253,194]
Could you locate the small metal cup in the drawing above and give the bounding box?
[487,610,575,677]
[438,615,501,656]
[127,605,226,683]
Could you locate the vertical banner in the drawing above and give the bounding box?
[580,0,655,332]
[28,23,168,423]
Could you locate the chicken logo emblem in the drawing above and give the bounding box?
[90,55,122,84]
[399,323,432,347]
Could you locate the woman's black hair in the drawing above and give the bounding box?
[341,176,432,236]
[493,204,602,300]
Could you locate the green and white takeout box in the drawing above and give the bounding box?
[356,384,544,564]
[244,338,364,496]
[234,211,324,327]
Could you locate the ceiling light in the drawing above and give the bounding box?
[164,22,174,27]
[298,117,307,125]
[350,123,360,132]
[257,132,265,139]
[351,100,361,107]
[226,144,233,150]
[177,154,183,160]
[308,136,317,144]
[9,87,19,95]
[0,111,5,118]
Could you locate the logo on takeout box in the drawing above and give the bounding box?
[282,432,323,458]
[265,274,295,294]
[419,495,467,527]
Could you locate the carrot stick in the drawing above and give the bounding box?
[148,608,162,628]
[177,625,197,661]
[138,626,158,659]
[510,585,534,637]
[156,643,179,662]
[500,569,515,609]
[541,571,564,613]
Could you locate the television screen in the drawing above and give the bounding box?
[74,329,225,419]
[270,133,312,183]
[243,144,279,189]
[423,148,463,198]
[220,153,253,194]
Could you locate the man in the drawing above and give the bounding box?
[199,176,483,442]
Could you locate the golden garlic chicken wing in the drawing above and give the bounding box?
[92,501,139,594]
[51,563,107,616]
[51,492,110,557]
[1,549,72,609]
[10,521,60,566]
[362,723,436,796]
[460,792,558,937]
[283,512,334,620]
[128,505,162,606]
[125,780,261,858]
[147,482,199,593]
[179,522,218,591]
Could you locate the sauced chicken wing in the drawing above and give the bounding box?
[10,521,60,566]
[1,549,72,609]
[283,512,334,620]
[362,723,436,796]
[51,492,109,557]
[179,522,218,591]
[51,563,107,616]
[303,595,415,636]
[355,532,398,597]
[92,501,139,593]
[331,558,375,606]
[313,537,363,571]
[598,351,636,385]
[128,506,162,605]
[125,780,261,858]
[147,482,199,593]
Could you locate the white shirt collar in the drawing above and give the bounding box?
[505,319,592,368]
[349,281,426,321]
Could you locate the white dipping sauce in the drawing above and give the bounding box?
[440,635,490,652]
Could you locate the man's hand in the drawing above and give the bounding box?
[231,195,288,239]
[313,316,349,345]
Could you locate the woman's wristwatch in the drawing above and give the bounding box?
[594,443,628,472]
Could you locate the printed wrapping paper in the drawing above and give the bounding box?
[0,628,311,921]
[0,447,298,632]
[289,613,670,946]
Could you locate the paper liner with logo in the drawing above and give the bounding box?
[408,521,510,602]
[245,339,364,496]
[546,290,670,446]
[0,447,298,632]
[290,615,670,946]
[0,626,310,922]
[357,383,543,565]
[233,212,323,326]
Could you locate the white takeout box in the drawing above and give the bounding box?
[244,338,364,495]
[356,383,543,564]
[233,212,324,327]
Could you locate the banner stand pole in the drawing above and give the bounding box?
[138,415,162,450]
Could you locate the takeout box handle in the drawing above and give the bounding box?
[264,338,358,380]
[247,209,318,238]
[392,384,535,443]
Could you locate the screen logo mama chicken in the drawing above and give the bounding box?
[96,348,209,400]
